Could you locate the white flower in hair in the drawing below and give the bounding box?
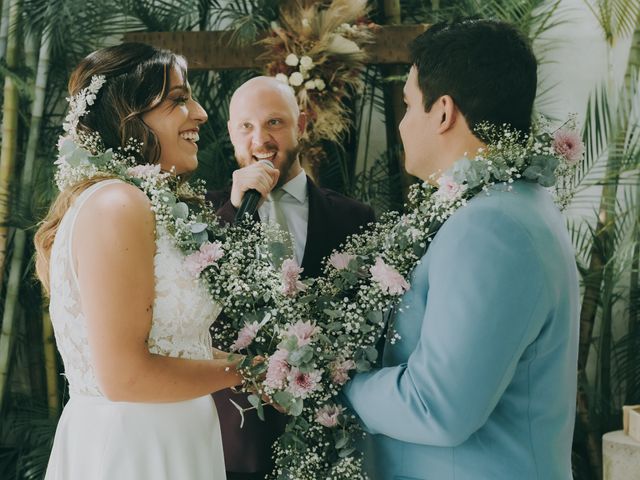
[62,74,106,140]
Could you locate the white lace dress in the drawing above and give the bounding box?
[44,179,226,480]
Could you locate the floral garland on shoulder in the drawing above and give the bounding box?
[55,75,583,480]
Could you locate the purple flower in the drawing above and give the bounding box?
[264,349,290,390]
[286,367,322,399]
[553,129,584,165]
[286,320,318,347]
[230,322,260,351]
[369,257,410,296]
[328,252,356,271]
[281,258,307,296]
[329,358,356,385]
[315,404,344,428]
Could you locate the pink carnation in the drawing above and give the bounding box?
[328,252,355,271]
[230,322,260,351]
[264,349,290,390]
[315,404,344,428]
[127,163,161,178]
[281,258,307,296]
[435,174,467,202]
[199,241,224,263]
[286,320,318,347]
[553,129,584,165]
[329,358,356,385]
[286,367,322,399]
[184,241,224,278]
[370,257,410,295]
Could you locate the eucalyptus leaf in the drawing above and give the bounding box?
[190,222,208,234]
[191,230,208,245]
[338,446,356,458]
[289,398,303,416]
[356,358,371,372]
[288,345,314,366]
[335,430,349,449]
[172,202,189,220]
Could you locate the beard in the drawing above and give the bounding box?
[275,144,301,187]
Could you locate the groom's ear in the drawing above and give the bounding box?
[436,95,457,134]
[297,112,307,136]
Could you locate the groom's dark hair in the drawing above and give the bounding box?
[409,19,537,137]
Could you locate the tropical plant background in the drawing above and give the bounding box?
[0,0,637,479]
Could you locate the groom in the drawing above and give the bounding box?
[208,76,375,479]
[342,19,580,480]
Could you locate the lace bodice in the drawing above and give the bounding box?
[49,179,221,396]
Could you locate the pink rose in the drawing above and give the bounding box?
[264,349,290,390]
[281,258,307,296]
[127,163,161,178]
[329,358,356,385]
[230,322,260,351]
[286,320,318,347]
[369,257,410,295]
[435,174,467,202]
[286,367,322,399]
[315,404,344,428]
[328,252,355,271]
[553,129,584,165]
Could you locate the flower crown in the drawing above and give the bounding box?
[54,74,143,191]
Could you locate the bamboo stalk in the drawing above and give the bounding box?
[0,0,20,412]
[42,304,59,416]
[0,0,19,286]
[0,0,11,59]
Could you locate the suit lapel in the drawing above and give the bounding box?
[301,177,327,278]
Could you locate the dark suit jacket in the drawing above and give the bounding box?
[207,177,375,473]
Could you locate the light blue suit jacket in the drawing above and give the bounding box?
[342,181,579,480]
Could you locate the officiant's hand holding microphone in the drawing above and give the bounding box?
[230,159,280,221]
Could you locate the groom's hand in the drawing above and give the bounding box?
[230,162,279,208]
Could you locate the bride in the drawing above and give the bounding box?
[34,43,278,479]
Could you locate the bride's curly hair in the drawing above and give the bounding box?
[34,43,188,293]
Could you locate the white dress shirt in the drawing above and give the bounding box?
[258,170,309,264]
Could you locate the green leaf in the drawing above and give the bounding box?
[364,346,378,363]
[172,202,189,220]
[367,310,383,324]
[289,398,303,416]
[190,222,208,234]
[356,359,371,372]
[273,390,294,409]
[288,345,314,367]
[335,430,349,449]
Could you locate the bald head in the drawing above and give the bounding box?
[227,76,306,186]
[229,76,300,120]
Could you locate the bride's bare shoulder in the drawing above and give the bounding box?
[76,181,155,237]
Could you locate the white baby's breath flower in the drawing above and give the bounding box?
[305,80,316,90]
[314,78,326,91]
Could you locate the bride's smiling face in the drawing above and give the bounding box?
[142,67,208,174]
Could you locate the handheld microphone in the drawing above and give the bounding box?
[234,159,275,223]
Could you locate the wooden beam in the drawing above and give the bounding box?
[122,24,428,71]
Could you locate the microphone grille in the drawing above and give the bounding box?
[257,159,275,169]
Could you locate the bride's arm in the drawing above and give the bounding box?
[74,182,242,403]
